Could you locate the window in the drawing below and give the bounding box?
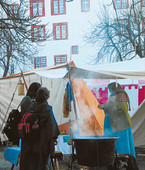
[117,19,128,34]
[122,19,128,34]
[30,0,45,17]
[51,0,66,15]
[53,23,68,40]
[31,25,45,42]
[72,45,79,54]
[115,0,121,8]
[114,0,128,9]
[142,0,145,7]
[81,0,90,12]
[54,55,67,65]
[7,4,18,17]
[34,56,47,68]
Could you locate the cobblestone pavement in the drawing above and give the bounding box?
[1,145,145,170]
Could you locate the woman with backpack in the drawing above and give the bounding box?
[22,87,60,170]
[19,82,41,170]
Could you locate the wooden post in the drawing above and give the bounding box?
[21,71,28,91]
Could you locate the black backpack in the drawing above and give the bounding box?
[18,111,40,140]
[2,109,21,145]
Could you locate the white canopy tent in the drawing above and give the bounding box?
[0,58,145,146]
[34,58,145,147]
[0,62,106,142]
[34,58,145,80]
[78,58,145,80]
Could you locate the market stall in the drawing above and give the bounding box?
[1,58,145,168]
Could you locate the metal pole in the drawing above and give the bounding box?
[67,64,80,133]
[67,63,80,170]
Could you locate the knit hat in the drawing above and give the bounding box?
[36,87,50,102]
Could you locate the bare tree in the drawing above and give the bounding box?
[0,0,51,77]
[85,0,145,64]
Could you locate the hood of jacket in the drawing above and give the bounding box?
[36,87,50,102]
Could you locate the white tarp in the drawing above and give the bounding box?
[34,68,68,79]
[131,99,145,147]
[34,58,145,80]
[75,58,145,80]
[0,74,76,141]
[0,62,105,142]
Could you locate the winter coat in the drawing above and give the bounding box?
[20,96,33,153]
[20,96,33,118]
[28,101,54,155]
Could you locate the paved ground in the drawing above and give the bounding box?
[1,145,145,170]
[0,146,17,170]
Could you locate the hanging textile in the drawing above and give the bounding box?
[63,82,72,118]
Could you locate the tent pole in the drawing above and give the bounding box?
[67,64,80,170]
[21,71,28,91]
[67,64,80,134]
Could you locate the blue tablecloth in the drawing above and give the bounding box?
[4,147,20,166]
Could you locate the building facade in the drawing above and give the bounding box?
[2,0,109,70]
[31,0,101,68]
[2,0,145,71]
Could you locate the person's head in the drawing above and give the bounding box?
[36,87,50,102]
[26,82,41,99]
[108,82,124,95]
[108,82,131,110]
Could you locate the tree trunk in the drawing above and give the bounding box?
[3,45,12,77]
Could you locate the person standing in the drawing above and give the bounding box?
[26,87,60,170]
[98,82,136,157]
[19,82,41,170]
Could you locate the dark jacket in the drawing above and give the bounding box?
[20,96,33,153]
[28,86,60,155]
[28,101,54,155]
[19,82,41,170]
[20,96,33,117]
[20,97,56,170]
